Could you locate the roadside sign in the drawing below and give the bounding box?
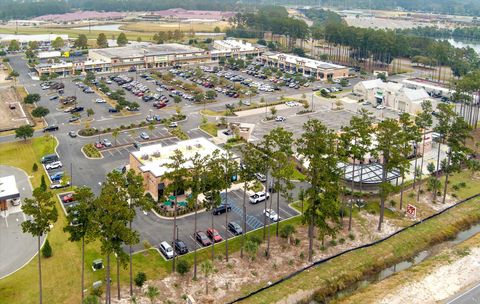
[406,204,417,219]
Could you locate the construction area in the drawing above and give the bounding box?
[0,87,30,131]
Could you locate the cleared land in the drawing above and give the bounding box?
[0,87,29,131]
[119,20,229,33]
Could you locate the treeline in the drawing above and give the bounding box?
[320,22,480,77]
[257,0,480,16]
[0,0,256,20]
[400,26,480,42]
[298,8,343,26]
[0,1,69,20]
[226,6,309,45]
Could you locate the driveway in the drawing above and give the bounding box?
[0,165,45,279]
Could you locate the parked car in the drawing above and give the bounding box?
[50,181,70,189]
[227,221,243,235]
[43,125,59,132]
[263,209,280,222]
[254,173,267,182]
[195,231,212,246]
[133,142,141,150]
[212,203,231,215]
[140,132,150,140]
[169,122,178,128]
[275,116,286,122]
[159,241,174,259]
[108,107,119,113]
[376,104,385,110]
[68,131,77,138]
[174,239,188,255]
[94,142,103,149]
[49,95,59,100]
[62,193,74,203]
[249,192,270,204]
[50,172,64,181]
[206,228,223,243]
[45,161,62,170]
[95,98,106,103]
[102,139,112,147]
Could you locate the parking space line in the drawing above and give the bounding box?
[188,235,201,249]
[279,207,294,217]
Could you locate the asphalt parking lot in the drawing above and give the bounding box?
[132,187,301,256]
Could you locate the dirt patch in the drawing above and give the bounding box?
[0,87,30,131]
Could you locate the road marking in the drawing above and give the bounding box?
[280,207,294,217]
[446,281,480,304]
[3,217,8,228]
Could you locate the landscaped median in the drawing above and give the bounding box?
[230,195,480,304]
[81,143,102,159]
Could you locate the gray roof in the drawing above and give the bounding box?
[339,162,400,184]
[90,43,205,59]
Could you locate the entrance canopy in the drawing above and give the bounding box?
[338,162,400,185]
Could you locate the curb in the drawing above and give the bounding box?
[81,145,104,160]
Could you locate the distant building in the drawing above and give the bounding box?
[145,8,235,21]
[353,79,432,114]
[33,11,126,22]
[261,52,349,80]
[211,39,266,60]
[129,137,228,201]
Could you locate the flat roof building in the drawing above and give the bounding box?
[129,137,228,200]
[353,79,433,114]
[211,39,266,59]
[88,43,210,72]
[0,176,19,212]
[0,34,69,49]
[261,52,349,80]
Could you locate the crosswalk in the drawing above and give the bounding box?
[221,192,264,229]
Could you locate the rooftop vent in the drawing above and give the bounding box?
[153,151,161,158]
[141,154,149,160]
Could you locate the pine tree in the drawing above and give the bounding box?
[41,239,52,258]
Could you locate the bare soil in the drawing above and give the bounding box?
[0,87,30,131]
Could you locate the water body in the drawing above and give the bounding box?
[73,24,122,32]
[447,39,480,54]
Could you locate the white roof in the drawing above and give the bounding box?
[359,79,385,90]
[265,52,345,70]
[0,175,19,200]
[385,82,403,93]
[400,88,430,102]
[131,137,228,177]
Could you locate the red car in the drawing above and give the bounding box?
[206,228,223,243]
[94,142,103,149]
[153,102,166,109]
[195,231,212,247]
[62,193,74,203]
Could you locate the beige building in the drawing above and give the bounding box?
[261,52,349,80]
[129,138,228,201]
[211,39,266,60]
[353,79,431,114]
[88,43,210,72]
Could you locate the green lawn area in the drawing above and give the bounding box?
[200,109,228,116]
[200,122,219,136]
[236,195,480,303]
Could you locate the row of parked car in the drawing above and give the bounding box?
[40,153,70,189]
[159,223,243,259]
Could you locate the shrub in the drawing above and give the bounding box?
[42,239,52,258]
[90,287,103,298]
[339,238,345,244]
[320,245,326,251]
[32,162,38,172]
[459,182,467,188]
[177,259,190,276]
[248,235,262,245]
[329,239,337,246]
[348,233,355,240]
[134,272,147,287]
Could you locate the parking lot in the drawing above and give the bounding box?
[132,187,301,257]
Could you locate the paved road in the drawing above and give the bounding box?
[0,165,45,279]
[445,282,480,304]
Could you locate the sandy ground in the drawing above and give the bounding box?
[378,247,480,304]
[0,87,29,130]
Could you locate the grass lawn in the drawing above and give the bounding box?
[199,122,218,137]
[200,109,228,116]
[236,196,480,303]
[119,21,229,33]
